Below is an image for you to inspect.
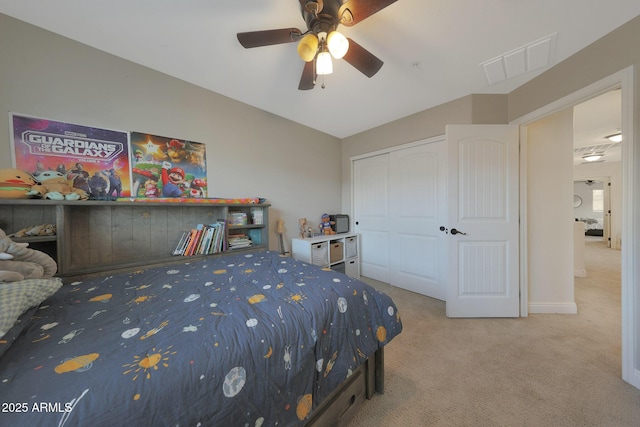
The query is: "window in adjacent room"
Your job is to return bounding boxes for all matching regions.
[592,189,604,212]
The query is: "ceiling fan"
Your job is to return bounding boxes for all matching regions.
[237,0,398,90]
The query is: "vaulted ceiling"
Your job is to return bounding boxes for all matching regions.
[1,1,638,142]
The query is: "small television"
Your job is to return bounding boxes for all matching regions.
[330,214,349,234]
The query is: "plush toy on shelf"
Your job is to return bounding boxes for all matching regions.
[0,168,38,199]
[0,228,57,282]
[27,170,88,200]
[319,213,336,235]
[9,224,57,238]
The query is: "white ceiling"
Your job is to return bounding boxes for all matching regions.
[573,89,621,165]
[1,0,638,140]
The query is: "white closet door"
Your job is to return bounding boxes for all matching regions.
[353,139,447,300]
[388,141,447,300]
[353,153,390,283]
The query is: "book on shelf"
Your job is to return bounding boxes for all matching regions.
[171,220,227,256]
[228,233,253,250]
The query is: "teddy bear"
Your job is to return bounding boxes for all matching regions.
[0,228,57,282]
[27,170,88,200]
[319,213,336,235]
[0,168,39,199]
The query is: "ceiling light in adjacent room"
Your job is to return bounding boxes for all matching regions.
[582,153,604,162]
[605,132,622,143]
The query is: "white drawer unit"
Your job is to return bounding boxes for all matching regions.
[292,233,360,279]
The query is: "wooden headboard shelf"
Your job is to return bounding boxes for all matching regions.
[0,199,270,276]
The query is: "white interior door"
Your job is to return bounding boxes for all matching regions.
[388,141,447,300]
[445,125,520,317]
[353,153,390,283]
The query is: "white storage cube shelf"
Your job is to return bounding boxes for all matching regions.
[291,233,360,279]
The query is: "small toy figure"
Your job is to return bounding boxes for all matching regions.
[299,218,308,238]
[319,214,336,235]
[144,179,160,198]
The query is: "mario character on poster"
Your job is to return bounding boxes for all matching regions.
[10,113,131,199]
[129,132,207,199]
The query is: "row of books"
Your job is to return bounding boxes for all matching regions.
[172,221,226,256]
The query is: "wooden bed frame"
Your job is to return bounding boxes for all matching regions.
[307,347,384,426]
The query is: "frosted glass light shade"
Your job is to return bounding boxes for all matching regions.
[316,51,333,75]
[327,31,349,59]
[297,34,319,62]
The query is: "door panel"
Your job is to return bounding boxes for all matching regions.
[389,142,446,299]
[353,153,390,283]
[446,125,519,317]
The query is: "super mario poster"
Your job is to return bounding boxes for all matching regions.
[129,132,207,198]
[10,113,131,199]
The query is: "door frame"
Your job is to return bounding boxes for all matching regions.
[512,66,638,388]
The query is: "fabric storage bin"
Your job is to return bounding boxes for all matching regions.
[311,242,329,265]
[345,236,357,258]
[345,258,360,279]
[330,241,343,263]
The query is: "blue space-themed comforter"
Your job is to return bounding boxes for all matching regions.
[0,251,402,426]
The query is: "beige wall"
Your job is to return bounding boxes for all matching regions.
[0,14,342,248]
[526,109,576,312]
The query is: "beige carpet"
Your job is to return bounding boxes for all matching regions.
[348,240,640,426]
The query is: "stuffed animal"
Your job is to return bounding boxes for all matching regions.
[319,213,336,235]
[0,228,57,282]
[27,170,88,200]
[0,168,39,199]
[9,223,57,238]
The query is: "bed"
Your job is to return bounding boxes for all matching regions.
[0,250,402,426]
[578,217,604,236]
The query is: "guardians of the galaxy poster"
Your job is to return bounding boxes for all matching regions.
[10,113,131,199]
[129,132,207,199]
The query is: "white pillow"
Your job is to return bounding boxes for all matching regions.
[0,278,62,337]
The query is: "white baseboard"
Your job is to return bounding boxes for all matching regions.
[528,302,578,314]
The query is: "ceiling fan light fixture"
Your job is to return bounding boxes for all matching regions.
[327,30,349,59]
[297,33,319,62]
[316,51,333,75]
[605,132,622,143]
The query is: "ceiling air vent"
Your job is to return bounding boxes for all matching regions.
[481,33,557,85]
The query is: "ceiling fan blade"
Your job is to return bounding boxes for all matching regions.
[237,28,303,48]
[298,61,316,90]
[343,38,383,77]
[339,0,398,27]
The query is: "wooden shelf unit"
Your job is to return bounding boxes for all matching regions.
[0,199,269,277]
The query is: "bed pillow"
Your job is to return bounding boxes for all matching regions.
[0,278,63,338]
